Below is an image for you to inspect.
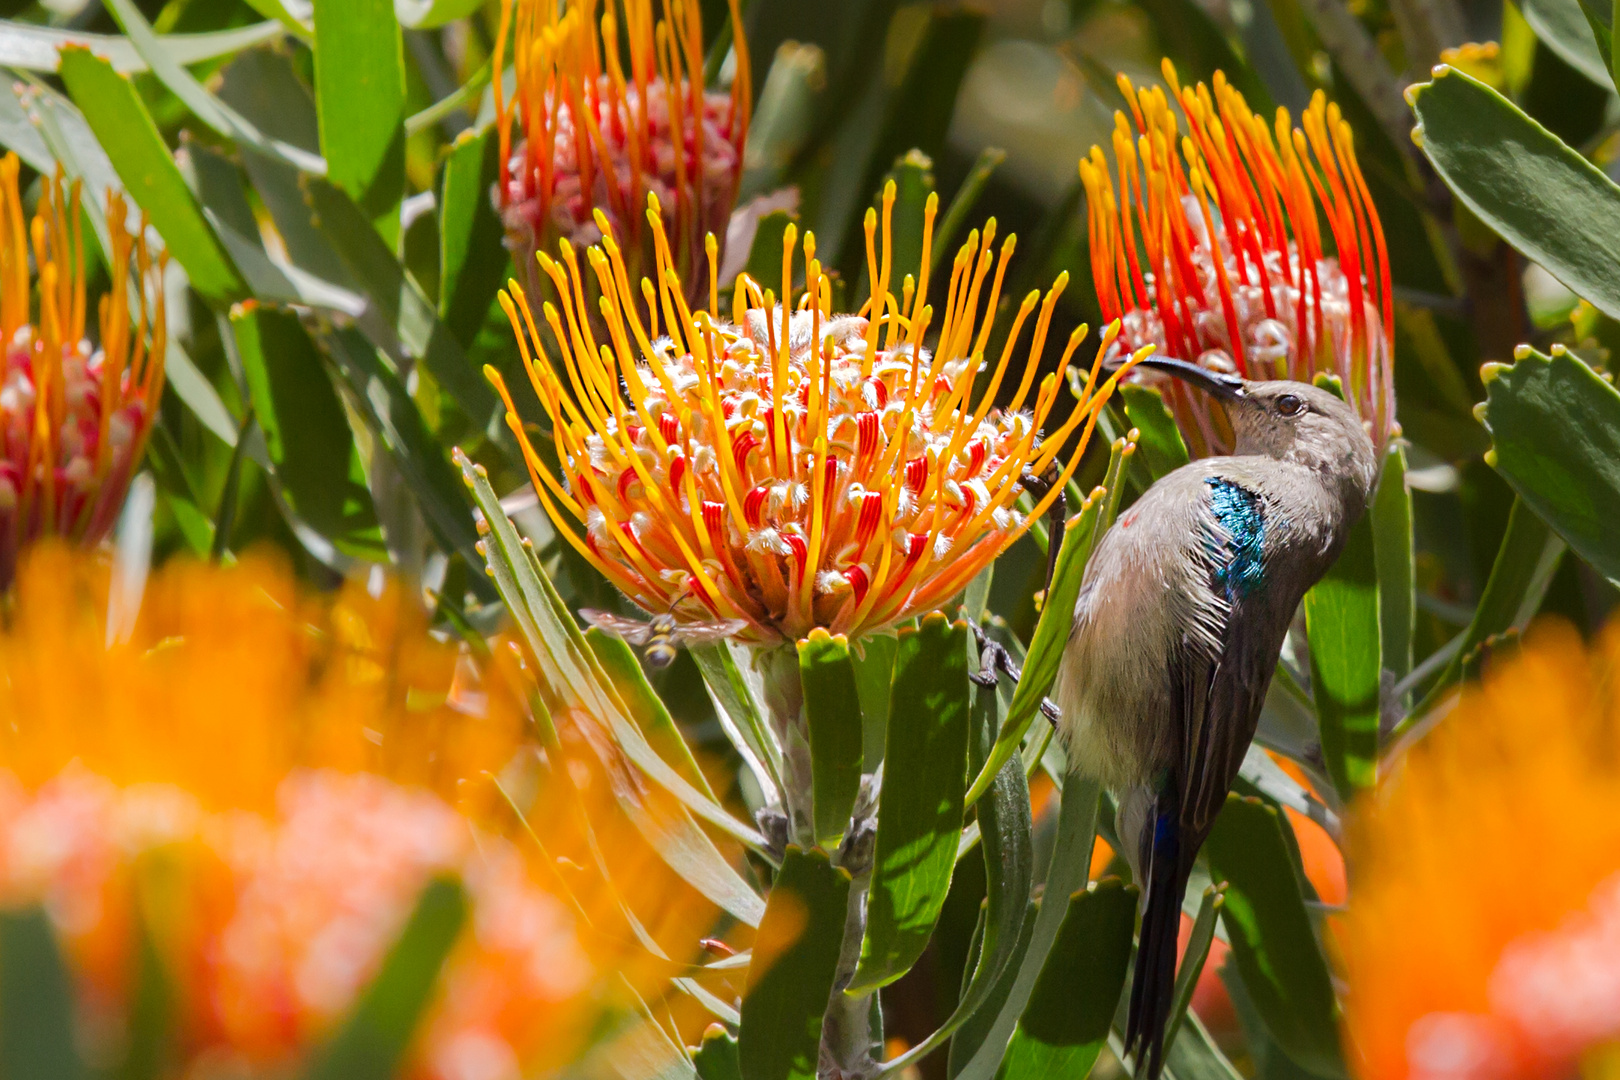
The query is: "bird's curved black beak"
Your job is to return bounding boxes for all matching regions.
[1115,356,1246,400]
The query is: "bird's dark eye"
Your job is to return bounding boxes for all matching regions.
[1275,394,1305,417]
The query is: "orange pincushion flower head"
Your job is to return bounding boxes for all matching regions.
[0,156,165,587]
[491,184,1146,645]
[1081,61,1394,458]
[493,0,750,305]
[1342,620,1620,1079]
[0,545,707,1078]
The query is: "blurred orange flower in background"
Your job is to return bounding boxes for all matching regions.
[1343,620,1620,1079]
[0,545,713,1079]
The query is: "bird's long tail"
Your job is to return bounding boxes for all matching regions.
[1124,792,1194,1080]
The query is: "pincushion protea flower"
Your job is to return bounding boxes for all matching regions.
[0,155,165,587]
[493,0,750,305]
[1081,62,1394,458]
[1342,620,1620,1079]
[490,186,1144,646]
[0,545,710,1079]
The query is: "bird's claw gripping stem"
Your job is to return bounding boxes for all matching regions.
[971,624,1061,726]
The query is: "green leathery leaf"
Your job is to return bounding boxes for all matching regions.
[1372,444,1415,688]
[736,209,798,291]
[1166,1011,1246,1080]
[0,19,283,74]
[587,626,720,803]
[57,47,246,305]
[302,876,466,1080]
[692,1024,742,1080]
[303,177,499,429]
[852,633,897,773]
[738,848,851,1080]
[1408,67,1620,324]
[1481,347,1619,581]
[849,613,972,993]
[1165,884,1224,1052]
[314,0,406,246]
[993,879,1136,1080]
[966,435,1134,807]
[210,409,257,562]
[1303,509,1381,800]
[438,128,509,348]
[1121,383,1190,482]
[232,304,386,560]
[950,766,1102,1080]
[799,629,865,846]
[881,150,934,294]
[691,641,786,798]
[1203,796,1342,1078]
[459,455,770,921]
[1408,495,1564,721]
[0,907,84,1080]
[1521,0,1611,85]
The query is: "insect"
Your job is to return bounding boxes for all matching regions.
[579,608,748,668]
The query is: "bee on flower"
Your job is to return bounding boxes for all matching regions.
[1080,62,1394,458]
[490,183,1147,648]
[493,0,751,307]
[0,155,165,588]
[1342,619,1620,1079]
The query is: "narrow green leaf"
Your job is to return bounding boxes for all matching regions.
[692,641,786,798]
[304,177,498,428]
[850,613,972,993]
[1203,796,1342,1077]
[58,46,246,305]
[303,876,466,1080]
[0,18,283,73]
[1408,66,1620,322]
[739,848,852,1080]
[1408,495,1564,720]
[950,767,1102,1080]
[882,150,934,292]
[1164,884,1224,1052]
[736,209,798,290]
[994,880,1136,1080]
[1137,0,1275,112]
[1372,445,1415,688]
[1303,512,1381,800]
[314,0,406,246]
[210,409,257,562]
[931,147,1005,274]
[1121,383,1191,483]
[799,629,865,847]
[233,304,386,560]
[1480,346,1618,581]
[966,436,1134,807]
[0,907,83,1080]
[438,129,508,348]
[1166,1011,1246,1080]
[396,0,485,28]
[101,0,324,174]
[587,627,721,802]
[459,454,771,922]
[852,633,897,773]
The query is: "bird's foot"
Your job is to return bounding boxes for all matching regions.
[1020,467,1068,597]
[970,625,1062,727]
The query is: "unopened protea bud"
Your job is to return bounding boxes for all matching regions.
[493,0,750,308]
[0,155,166,588]
[1081,61,1394,457]
[490,185,1144,646]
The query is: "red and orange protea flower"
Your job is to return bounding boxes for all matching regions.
[494,0,750,305]
[490,186,1142,645]
[0,546,709,1079]
[1081,63,1394,457]
[0,156,165,587]
[1342,620,1620,1079]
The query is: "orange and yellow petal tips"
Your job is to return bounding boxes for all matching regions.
[1082,61,1394,458]
[494,0,750,304]
[1342,621,1620,1079]
[0,155,165,588]
[0,545,707,1077]
[493,185,1147,645]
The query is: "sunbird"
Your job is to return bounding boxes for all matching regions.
[1055,358,1378,1077]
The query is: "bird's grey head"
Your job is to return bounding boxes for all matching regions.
[1132,358,1380,508]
